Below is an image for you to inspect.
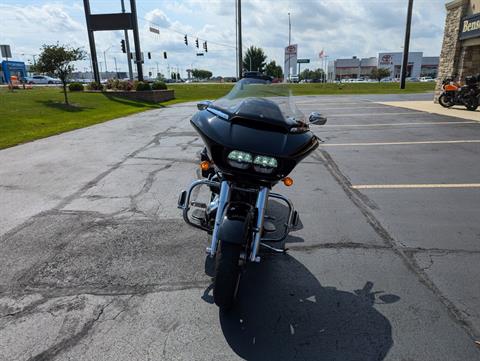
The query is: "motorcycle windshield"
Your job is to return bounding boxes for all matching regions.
[211,78,306,126]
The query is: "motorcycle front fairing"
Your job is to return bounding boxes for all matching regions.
[190,82,319,184]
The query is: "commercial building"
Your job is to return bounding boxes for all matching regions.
[331,56,377,80]
[330,53,439,81]
[436,0,480,99]
[377,52,439,78]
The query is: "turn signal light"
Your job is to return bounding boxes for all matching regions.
[200,161,211,171]
[283,177,294,187]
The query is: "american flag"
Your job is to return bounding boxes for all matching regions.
[319,49,325,58]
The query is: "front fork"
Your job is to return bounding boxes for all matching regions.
[206,181,269,262]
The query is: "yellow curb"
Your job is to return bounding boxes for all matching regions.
[376,101,480,122]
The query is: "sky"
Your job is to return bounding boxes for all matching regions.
[0,0,446,77]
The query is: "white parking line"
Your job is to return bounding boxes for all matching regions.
[320,140,480,147]
[324,121,477,127]
[352,183,480,189]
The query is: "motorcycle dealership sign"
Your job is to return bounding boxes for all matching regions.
[460,14,480,40]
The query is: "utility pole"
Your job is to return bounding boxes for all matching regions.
[114,57,118,78]
[121,0,134,80]
[287,12,291,81]
[236,0,242,79]
[400,0,413,89]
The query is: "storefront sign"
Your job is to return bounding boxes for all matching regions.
[460,14,480,40]
[380,54,393,65]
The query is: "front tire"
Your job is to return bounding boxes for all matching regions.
[438,93,454,108]
[213,241,242,310]
[464,96,478,111]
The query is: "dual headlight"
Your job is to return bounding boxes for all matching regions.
[227,150,278,174]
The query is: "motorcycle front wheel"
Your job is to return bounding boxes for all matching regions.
[438,93,454,108]
[464,96,478,111]
[213,241,242,310]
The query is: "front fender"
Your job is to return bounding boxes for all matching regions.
[217,202,253,245]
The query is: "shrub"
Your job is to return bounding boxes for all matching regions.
[135,81,151,91]
[106,78,120,90]
[68,82,84,91]
[117,80,134,91]
[151,81,167,90]
[87,82,104,91]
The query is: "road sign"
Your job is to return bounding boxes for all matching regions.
[297,59,310,64]
[1,45,12,58]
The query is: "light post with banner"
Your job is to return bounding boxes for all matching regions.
[284,44,297,82]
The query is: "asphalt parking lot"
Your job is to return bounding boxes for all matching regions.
[1,93,479,360]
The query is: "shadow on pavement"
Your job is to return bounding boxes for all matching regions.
[218,254,399,361]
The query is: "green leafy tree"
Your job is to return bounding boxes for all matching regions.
[299,68,325,81]
[34,44,86,105]
[243,46,267,73]
[192,69,213,80]
[265,60,283,79]
[370,68,391,82]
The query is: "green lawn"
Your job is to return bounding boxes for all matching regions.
[0,82,434,149]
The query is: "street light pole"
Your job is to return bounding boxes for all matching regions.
[287,12,291,81]
[236,0,242,79]
[400,0,414,89]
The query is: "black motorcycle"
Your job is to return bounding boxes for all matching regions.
[439,75,479,111]
[178,76,326,309]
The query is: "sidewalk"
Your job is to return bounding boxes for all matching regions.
[376,100,480,121]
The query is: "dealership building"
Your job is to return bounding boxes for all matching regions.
[435,0,480,99]
[329,53,439,80]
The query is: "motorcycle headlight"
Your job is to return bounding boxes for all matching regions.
[227,150,253,169]
[253,156,278,174]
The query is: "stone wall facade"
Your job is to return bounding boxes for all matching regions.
[435,0,468,101]
[435,0,480,101]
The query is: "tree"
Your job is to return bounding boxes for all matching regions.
[192,69,212,80]
[265,60,283,79]
[243,46,267,73]
[370,68,391,82]
[299,68,325,81]
[34,44,85,105]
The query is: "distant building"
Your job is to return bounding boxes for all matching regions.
[377,52,439,78]
[436,0,480,100]
[333,56,377,80]
[330,53,439,81]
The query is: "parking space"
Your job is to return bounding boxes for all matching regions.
[1,94,480,360]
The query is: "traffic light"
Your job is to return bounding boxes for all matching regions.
[184,35,188,46]
[163,51,167,59]
[121,40,126,53]
[203,41,208,52]
[195,38,199,48]
[148,52,151,59]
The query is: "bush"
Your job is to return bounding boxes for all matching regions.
[151,81,167,90]
[135,81,151,91]
[106,78,120,90]
[68,82,84,92]
[117,80,134,91]
[87,82,104,91]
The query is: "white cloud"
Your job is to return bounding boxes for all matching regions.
[1,0,445,77]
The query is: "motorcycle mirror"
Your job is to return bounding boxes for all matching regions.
[197,100,212,110]
[309,112,327,125]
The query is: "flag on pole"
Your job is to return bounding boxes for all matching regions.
[319,49,325,58]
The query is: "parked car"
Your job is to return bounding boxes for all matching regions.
[419,76,435,82]
[25,75,61,84]
[407,77,420,82]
